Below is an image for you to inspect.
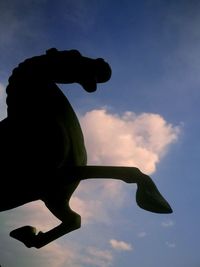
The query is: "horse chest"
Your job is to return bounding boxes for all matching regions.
[57,94,87,167]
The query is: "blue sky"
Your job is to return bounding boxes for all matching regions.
[0,0,200,266]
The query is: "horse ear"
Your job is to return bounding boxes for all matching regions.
[46,48,58,55]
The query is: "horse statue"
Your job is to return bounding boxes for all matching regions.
[0,48,172,248]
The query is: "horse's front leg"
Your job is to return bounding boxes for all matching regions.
[73,166,173,214]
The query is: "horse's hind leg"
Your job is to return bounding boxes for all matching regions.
[10,210,81,248]
[10,180,81,248]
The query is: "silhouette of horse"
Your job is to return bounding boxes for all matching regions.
[0,48,172,248]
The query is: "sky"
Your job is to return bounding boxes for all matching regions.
[0,0,200,266]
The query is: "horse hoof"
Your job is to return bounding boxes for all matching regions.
[10,225,37,248]
[136,184,173,214]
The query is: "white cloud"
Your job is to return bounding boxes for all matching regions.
[3,204,113,267]
[69,108,180,228]
[166,241,176,248]
[39,242,78,267]
[81,247,113,267]
[1,212,81,267]
[5,201,60,232]
[161,220,175,228]
[69,178,129,226]
[80,109,180,174]
[109,239,133,251]
[137,231,147,238]
[70,194,111,225]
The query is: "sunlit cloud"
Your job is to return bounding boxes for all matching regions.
[69,178,129,226]
[109,239,133,251]
[39,242,78,267]
[70,195,112,225]
[81,247,113,267]
[5,201,60,233]
[161,220,175,228]
[80,108,180,174]
[137,231,147,238]
[165,241,176,248]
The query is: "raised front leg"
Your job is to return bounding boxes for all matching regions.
[73,166,173,214]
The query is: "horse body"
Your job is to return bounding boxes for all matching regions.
[1,49,172,248]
